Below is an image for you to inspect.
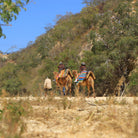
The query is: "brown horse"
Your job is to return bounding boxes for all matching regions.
[72,70,96,98]
[53,69,73,96]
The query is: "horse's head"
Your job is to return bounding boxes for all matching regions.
[53,71,58,79]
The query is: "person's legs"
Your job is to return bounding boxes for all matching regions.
[63,87,66,95]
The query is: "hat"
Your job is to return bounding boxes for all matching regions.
[59,61,63,65]
[81,62,86,66]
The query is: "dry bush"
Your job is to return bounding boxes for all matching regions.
[94,97,128,105]
[1,89,9,97]
[0,100,31,138]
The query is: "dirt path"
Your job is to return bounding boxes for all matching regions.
[0,96,138,138]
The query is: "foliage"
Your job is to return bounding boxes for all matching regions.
[0,100,31,137]
[127,66,138,96]
[0,63,22,95]
[0,0,29,38]
[81,4,99,29]
[0,0,137,96]
[3,78,22,95]
[39,58,56,79]
[82,0,138,95]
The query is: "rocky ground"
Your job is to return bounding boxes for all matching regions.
[0,96,138,138]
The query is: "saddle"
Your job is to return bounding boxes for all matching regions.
[58,69,73,79]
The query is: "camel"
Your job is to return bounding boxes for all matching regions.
[72,70,96,98]
[53,69,73,96]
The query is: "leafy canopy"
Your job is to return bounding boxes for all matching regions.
[0,0,29,38]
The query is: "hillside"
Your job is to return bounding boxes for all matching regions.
[0,0,137,96]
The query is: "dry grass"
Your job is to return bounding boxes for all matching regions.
[0,99,31,138]
[0,96,138,138]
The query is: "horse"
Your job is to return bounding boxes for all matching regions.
[53,69,73,96]
[72,70,96,98]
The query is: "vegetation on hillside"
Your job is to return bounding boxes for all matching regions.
[0,0,137,96]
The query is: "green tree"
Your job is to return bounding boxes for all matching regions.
[3,78,22,95]
[0,63,22,95]
[0,0,29,38]
[83,0,137,95]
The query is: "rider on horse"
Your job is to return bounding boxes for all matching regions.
[57,61,66,94]
[75,62,87,83]
[58,61,65,73]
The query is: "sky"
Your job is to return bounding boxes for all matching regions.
[0,0,85,53]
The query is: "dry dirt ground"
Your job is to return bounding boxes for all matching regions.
[0,96,138,138]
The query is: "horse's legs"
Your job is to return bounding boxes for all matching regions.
[92,80,96,98]
[87,85,91,98]
[64,82,69,96]
[82,86,85,96]
[65,85,70,96]
[75,84,79,96]
[60,87,64,96]
[68,84,72,96]
[63,86,66,95]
